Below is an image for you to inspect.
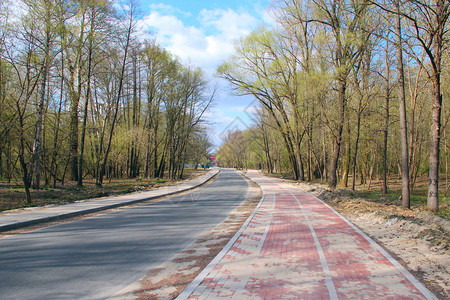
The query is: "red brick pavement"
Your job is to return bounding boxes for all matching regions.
[178,170,436,300]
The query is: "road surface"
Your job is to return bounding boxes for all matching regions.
[0,169,249,300]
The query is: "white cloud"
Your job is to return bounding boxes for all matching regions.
[141,4,265,76]
[199,8,258,39]
[141,3,269,148]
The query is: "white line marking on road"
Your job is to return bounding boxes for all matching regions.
[289,188,339,300]
[256,192,275,253]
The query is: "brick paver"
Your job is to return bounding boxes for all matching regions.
[180,170,435,300]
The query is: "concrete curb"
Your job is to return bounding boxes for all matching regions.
[0,169,220,232]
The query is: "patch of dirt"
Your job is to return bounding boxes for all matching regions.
[294,181,450,300]
[111,176,262,300]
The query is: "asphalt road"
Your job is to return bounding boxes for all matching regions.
[0,169,249,300]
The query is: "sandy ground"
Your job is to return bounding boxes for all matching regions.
[293,181,449,300]
[111,178,262,300]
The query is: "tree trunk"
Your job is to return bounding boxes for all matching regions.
[31,59,48,189]
[18,111,32,204]
[382,41,390,195]
[395,0,410,208]
[427,1,445,212]
[445,126,448,196]
[97,11,133,186]
[341,119,351,187]
[31,26,51,190]
[427,75,442,211]
[322,124,328,181]
[77,87,89,186]
[351,110,362,191]
[329,80,346,188]
[68,66,80,182]
[78,13,95,187]
[306,135,311,181]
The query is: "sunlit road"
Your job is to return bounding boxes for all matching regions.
[0,169,249,300]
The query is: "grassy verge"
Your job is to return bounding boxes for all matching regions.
[0,169,208,212]
[350,188,449,219]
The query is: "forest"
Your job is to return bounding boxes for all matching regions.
[1,0,449,213]
[216,0,449,212]
[0,0,214,205]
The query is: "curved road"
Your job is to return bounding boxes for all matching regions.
[0,169,249,300]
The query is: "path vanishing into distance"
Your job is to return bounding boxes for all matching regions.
[177,170,436,300]
[0,169,248,300]
[0,168,437,299]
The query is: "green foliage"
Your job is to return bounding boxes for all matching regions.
[0,0,214,205]
[218,0,449,211]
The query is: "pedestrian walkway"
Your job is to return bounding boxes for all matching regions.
[178,170,436,300]
[0,169,219,232]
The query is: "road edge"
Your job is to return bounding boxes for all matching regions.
[0,169,220,233]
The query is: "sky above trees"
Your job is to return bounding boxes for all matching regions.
[139,0,272,147]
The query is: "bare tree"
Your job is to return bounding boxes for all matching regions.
[373,0,450,211]
[394,0,411,208]
[2,9,44,203]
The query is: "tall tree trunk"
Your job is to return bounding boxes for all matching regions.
[342,118,351,187]
[31,59,48,189]
[78,12,95,187]
[68,68,80,182]
[382,41,390,195]
[351,111,362,191]
[153,122,159,177]
[427,1,445,212]
[31,23,51,190]
[445,125,448,196]
[395,0,410,208]
[427,72,442,211]
[77,70,91,186]
[18,108,32,204]
[97,10,133,186]
[329,79,346,188]
[322,121,328,181]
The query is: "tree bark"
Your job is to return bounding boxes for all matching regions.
[68,68,80,182]
[394,0,410,208]
[427,0,445,212]
[351,109,362,191]
[382,41,390,195]
[427,73,442,211]
[31,56,48,189]
[78,9,95,187]
[341,119,351,187]
[31,14,51,190]
[329,79,346,188]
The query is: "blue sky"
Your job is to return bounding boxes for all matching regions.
[139,0,273,149]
